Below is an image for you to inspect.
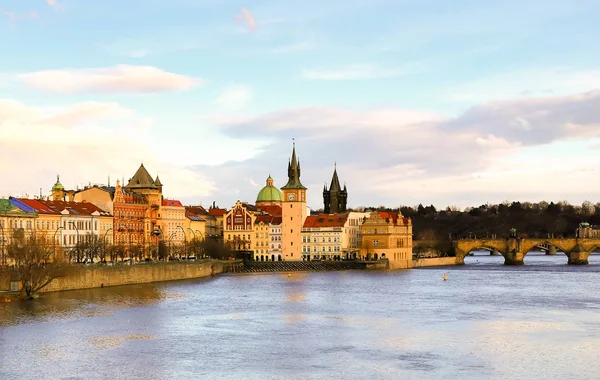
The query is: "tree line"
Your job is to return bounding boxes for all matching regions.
[347,200,600,240]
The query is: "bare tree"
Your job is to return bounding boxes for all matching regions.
[2,233,71,298]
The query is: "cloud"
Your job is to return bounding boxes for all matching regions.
[302,63,410,81]
[46,0,57,6]
[193,89,600,209]
[214,85,253,111]
[234,7,257,31]
[19,65,200,94]
[0,8,38,21]
[0,99,214,201]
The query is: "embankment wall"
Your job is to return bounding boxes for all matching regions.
[42,260,225,293]
[412,257,457,268]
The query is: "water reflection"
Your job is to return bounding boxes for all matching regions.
[1,259,600,379]
[0,283,164,327]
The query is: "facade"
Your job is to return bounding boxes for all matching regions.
[208,202,227,237]
[269,216,282,258]
[256,175,282,207]
[113,179,147,248]
[281,143,308,261]
[51,176,75,202]
[360,211,413,269]
[19,198,63,247]
[302,213,348,261]
[224,201,255,255]
[254,215,274,260]
[161,199,186,246]
[345,212,370,259]
[323,164,348,214]
[184,207,207,241]
[578,223,600,238]
[73,185,114,213]
[0,198,38,248]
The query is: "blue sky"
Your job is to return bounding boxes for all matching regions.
[2,0,600,210]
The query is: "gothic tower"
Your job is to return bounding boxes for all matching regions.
[281,141,307,261]
[323,163,347,213]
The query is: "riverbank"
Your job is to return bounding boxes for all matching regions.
[1,257,458,299]
[40,259,227,293]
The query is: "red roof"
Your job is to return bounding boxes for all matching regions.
[25,199,112,216]
[271,216,282,225]
[303,213,349,228]
[185,206,209,215]
[257,205,282,217]
[18,198,60,215]
[377,212,409,225]
[162,199,183,207]
[254,215,273,224]
[209,208,227,217]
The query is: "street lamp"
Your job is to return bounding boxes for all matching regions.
[0,221,5,266]
[168,232,176,259]
[68,221,79,263]
[176,225,186,258]
[53,226,64,262]
[102,227,113,262]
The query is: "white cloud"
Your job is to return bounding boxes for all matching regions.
[46,0,56,7]
[302,63,409,80]
[194,89,600,209]
[0,99,214,200]
[445,68,600,103]
[214,85,253,110]
[19,65,200,94]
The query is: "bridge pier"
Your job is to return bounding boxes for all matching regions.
[502,250,525,265]
[546,245,557,255]
[566,249,590,265]
[491,249,499,256]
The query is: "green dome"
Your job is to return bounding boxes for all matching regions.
[52,175,64,191]
[256,176,282,203]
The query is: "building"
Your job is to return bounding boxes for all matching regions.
[223,201,256,258]
[0,198,38,256]
[256,175,282,207]
[113,179,147,248]
[19,198,63,249]
[208,202,227,237]
[269,216,282,258]
[51,176,75,202]
[184,206,207,241]
[73,184,114,213]
[323,164,347,214]
[578,222,600,238]
[300,211,369,261]
[360,211,413,269]
[281,142,308,261]
[302,213,348,261]
[254,215,274,260]
[161,198,186,247]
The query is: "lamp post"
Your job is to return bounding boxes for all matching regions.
[168,232,176,259]
[176,225,186,259]
[68,221,79,263]
[102,227,113,262]
[53,226,64,262]
[0,221,5,267]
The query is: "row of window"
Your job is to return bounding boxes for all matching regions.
[302,236,341,243]
[302,246,341,252]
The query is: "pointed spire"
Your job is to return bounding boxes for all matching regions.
[330,163,341,192]
[281,140,306,190]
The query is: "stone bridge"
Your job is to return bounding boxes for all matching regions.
[452,238,600,265]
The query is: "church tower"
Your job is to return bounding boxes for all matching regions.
[51,175,66,201]
[323,163,347,213]
[281,142,307,261]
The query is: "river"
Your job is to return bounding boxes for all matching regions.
[1,251,600,379]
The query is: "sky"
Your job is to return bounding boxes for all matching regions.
[2,0,600,211]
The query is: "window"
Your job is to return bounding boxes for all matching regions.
[373,240,379,246]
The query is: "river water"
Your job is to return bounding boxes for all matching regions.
[1,252,600,379]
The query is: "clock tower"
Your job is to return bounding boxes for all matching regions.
[281,141,307,261]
